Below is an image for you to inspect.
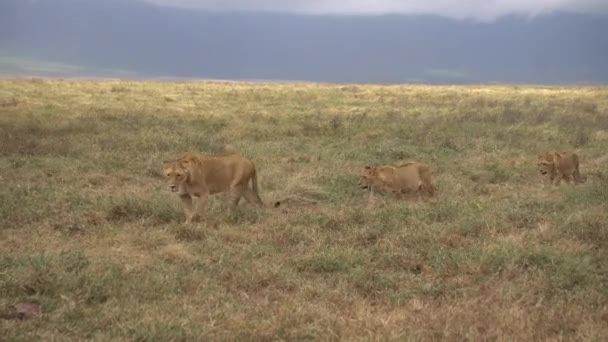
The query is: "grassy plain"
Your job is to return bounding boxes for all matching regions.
[1,78,607,340]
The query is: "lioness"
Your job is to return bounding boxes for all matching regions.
[163,151,264,223]
[359,162,436,204]
[537,151,585,185]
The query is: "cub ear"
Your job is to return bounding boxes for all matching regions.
[364,165,372,170]
[162,160,173,166]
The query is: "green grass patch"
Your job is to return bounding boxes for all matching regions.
[1,79,607,340]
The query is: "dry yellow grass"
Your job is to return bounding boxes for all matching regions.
[1,78,607,340]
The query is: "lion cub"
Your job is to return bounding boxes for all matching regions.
[359,162,436,205]
[163,151,264,223]
[537,151,585,185]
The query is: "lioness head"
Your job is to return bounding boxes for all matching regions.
[163,159,190,193]
[359,165,383,190]
[537,153,555,176]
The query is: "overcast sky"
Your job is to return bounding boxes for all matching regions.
[145,0,608,20]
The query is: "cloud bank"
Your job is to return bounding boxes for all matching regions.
[145,0,608,20]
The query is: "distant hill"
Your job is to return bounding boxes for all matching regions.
[1,0,607,84]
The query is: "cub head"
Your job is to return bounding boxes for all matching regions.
[162,159,190,193]
[537,153,555,176]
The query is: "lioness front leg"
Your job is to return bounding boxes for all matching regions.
[193,192,209,221]
[366,188,376,208]
[180,194,195,223]
[548,173,559,186]
[553,176,562,186]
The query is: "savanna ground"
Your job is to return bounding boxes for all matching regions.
[1,78,607,341]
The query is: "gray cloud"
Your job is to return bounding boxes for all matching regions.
[145,0,608,20]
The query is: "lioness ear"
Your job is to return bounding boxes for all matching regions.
[364,165,372,170]
[178,159,191,168]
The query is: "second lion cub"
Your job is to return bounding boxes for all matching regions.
[537,151,585,185]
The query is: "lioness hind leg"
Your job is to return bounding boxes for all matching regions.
[228,186,245,210]
[574,165,584,184]
[422,183,435,196]
[243,188,264,207]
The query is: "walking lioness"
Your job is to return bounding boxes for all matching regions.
[163,151,264,223]
[537,151,585,185]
